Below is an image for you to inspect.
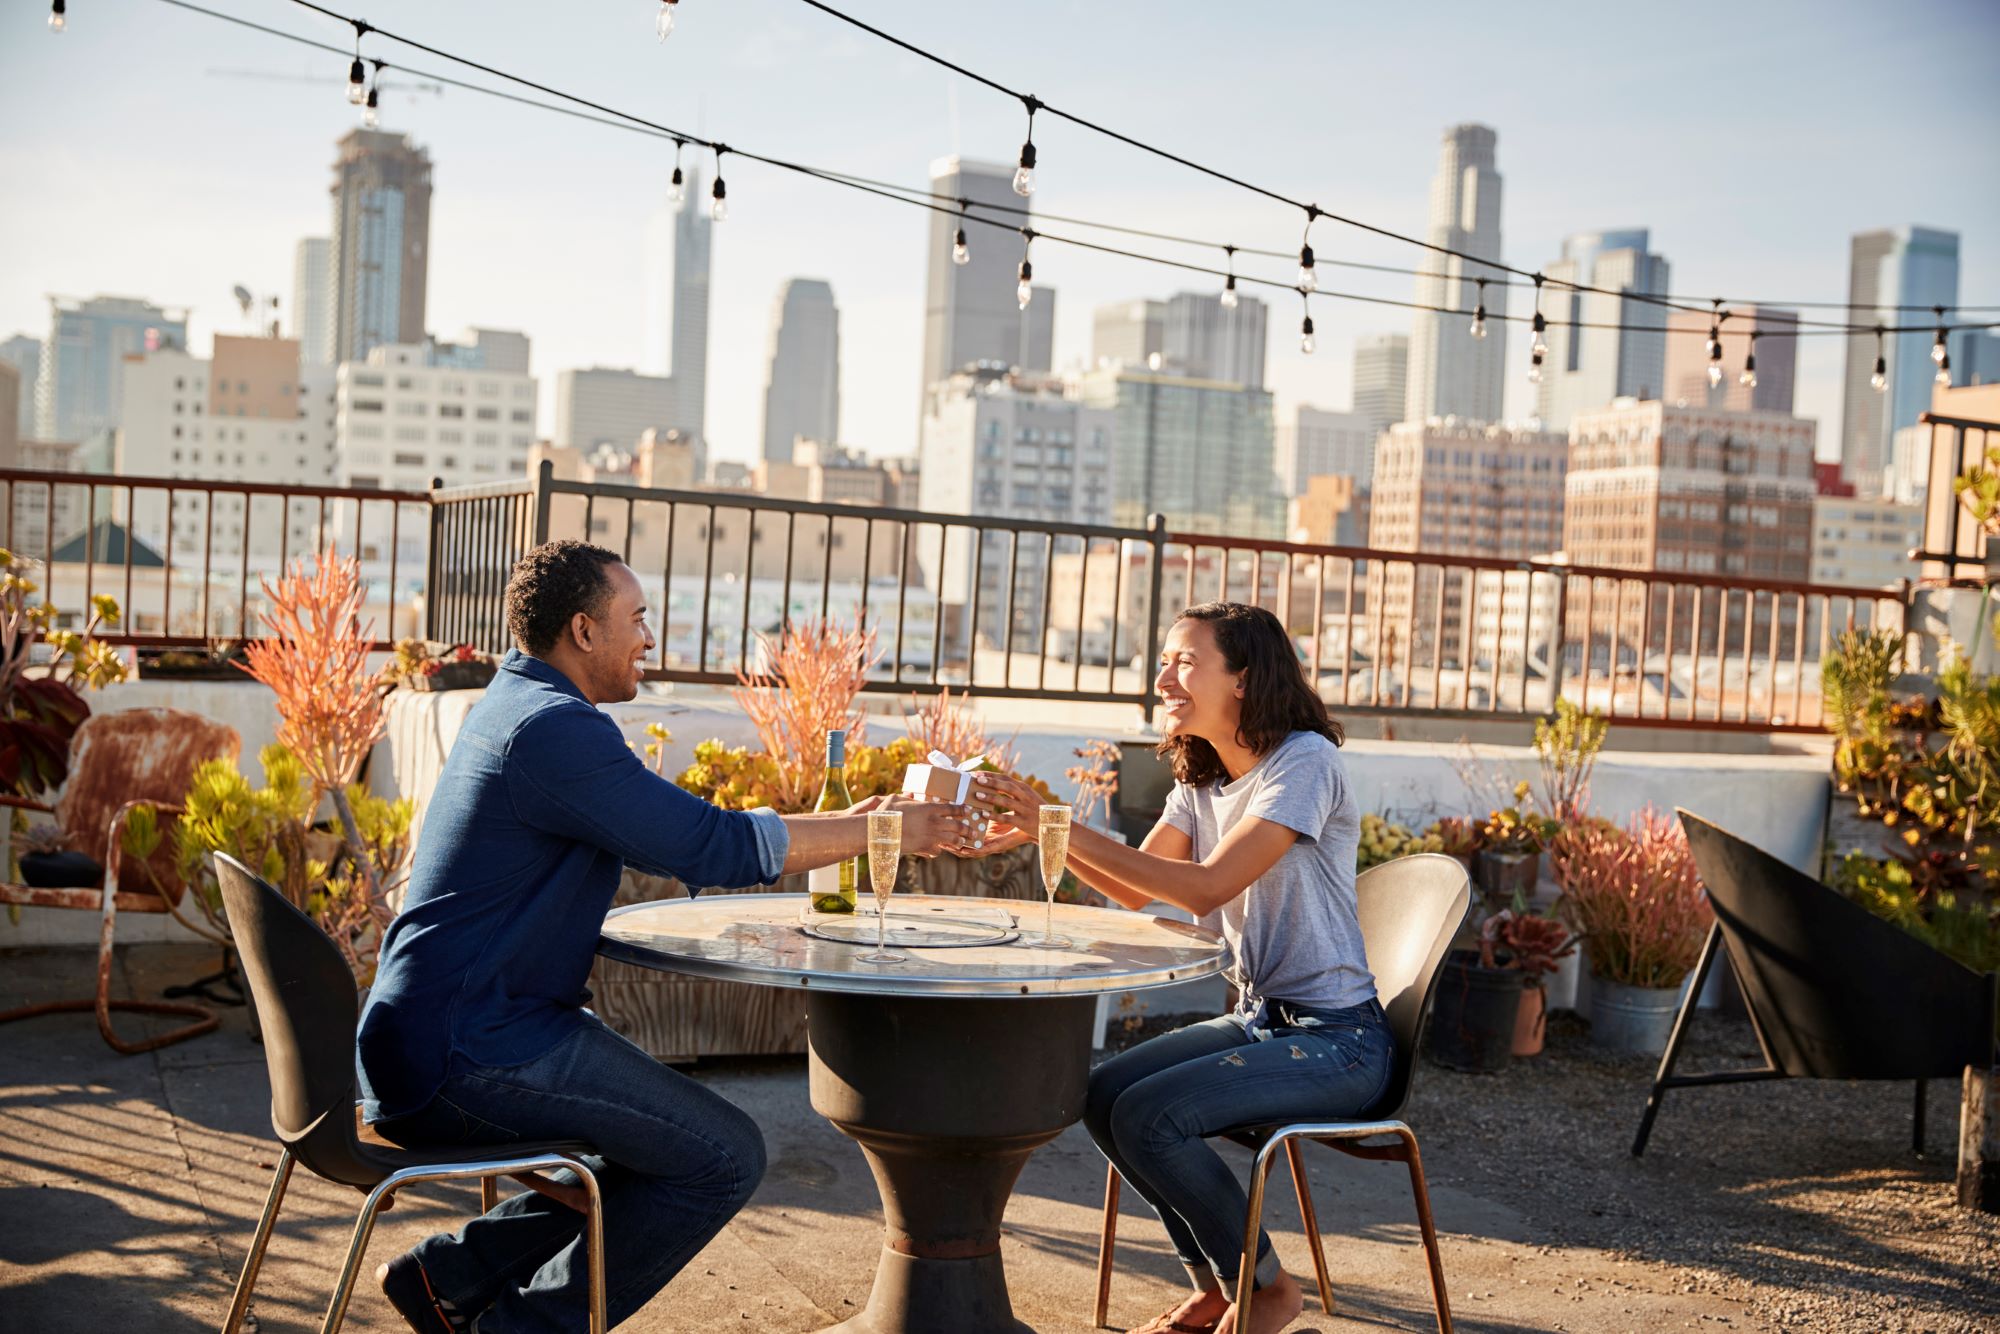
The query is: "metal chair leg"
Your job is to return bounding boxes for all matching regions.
[220,1150,294,1334]
[1284,1138,1333,1314]
[1093,1161,1120,1328]
[1398,1130,1454,1334]
[572,1159,607,1334]
[481,1177,500,1212]
[320,1173,404,1334]
[1232,1140,1283,1329]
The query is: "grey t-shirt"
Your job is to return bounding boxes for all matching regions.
[1161,729,1374,1016]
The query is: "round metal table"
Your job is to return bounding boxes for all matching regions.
[599,893,1227,1334]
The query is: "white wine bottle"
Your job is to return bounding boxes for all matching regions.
[808,729,859,913]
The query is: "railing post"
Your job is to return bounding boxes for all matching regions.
[532,457,555,545]
[1141,513,1168,725]
[423,476,444,642]
[1548,564,1571,714]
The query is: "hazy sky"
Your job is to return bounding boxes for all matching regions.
[4,0,1997,470]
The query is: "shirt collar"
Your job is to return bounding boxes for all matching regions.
[501,648,589,703]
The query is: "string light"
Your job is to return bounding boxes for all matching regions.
[656,0,677,42]
[362,61,381,128]
[952,199,970,266]
[1936,347,1952,388]
[1298,206,1319,293]
[709,145,727,221]
[345,20,369,105]
[1705,300,1726,388]
[48,0,64,33]
[1299,292,1315,355]
[1220,244,1240,310]
[1739,332,1758,389]
[1017,229,1036,310]
[1469,277,1488,339]
[669,139,685,205]
[1012,95,1039,197]
[1527,274,1546,383]
[1870,327,1888,393]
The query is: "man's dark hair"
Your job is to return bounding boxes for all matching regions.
[504,540,623,656]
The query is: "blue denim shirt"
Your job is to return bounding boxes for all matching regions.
[357,650,788,1121]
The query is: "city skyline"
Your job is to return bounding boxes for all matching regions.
[2,1,1995,474]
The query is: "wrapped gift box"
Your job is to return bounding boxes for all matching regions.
[901,750,987,804]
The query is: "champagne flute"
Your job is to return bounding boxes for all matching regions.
[856,810,907,964]
[1033,804,1073,949]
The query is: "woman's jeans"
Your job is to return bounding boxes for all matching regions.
[373,1014,766,1334]
[1084,999,1394,1290]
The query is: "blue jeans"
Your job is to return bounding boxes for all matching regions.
[374,1014,766,1334]
[1084,999,1394,1290]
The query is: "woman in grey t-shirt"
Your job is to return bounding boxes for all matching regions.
[974,602,1391,1334]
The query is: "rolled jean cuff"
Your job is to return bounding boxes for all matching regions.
[1182,1260,1217,1292]
[1210,1239,1280,1290]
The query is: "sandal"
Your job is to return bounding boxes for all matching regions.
[1129,1305,1223,1334]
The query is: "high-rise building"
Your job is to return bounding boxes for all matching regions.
[1950,329,2000,388]
[1404,125,1507,425]
[1093,300,1163,370]
[554,368,677,455]
[1162,291,1267,387]
[427,328,532,375]
[2,336,44,439]
[339,343,536,492]
[292,237,332,366]
[761,279,841,464]
[1663,305,1799,414]
[921,158,1050,405]
[1839,227,1960,485]
[1352,333,1409,440]
[34,295,188,444]
[327,130,433,366]
[671,164,712,458]
[1078,368,1281,538]
[1810,467,1921,589]
[1534,229,1672,429]
[1289,474,1371,547]
[919,365,1116,655]
[1278,406,1376,497]
[0,360,17,470]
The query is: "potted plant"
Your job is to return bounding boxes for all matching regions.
[1424,816,1482,882]
[1479,904,1579,1056]
[379,638,498,693]
[1426,942,1527,1073]
[1549,809,1711,1056]
[1477,781,1557,910]
[1358,812,1444,872]
[136,639,249,681]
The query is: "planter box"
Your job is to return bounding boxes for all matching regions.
[588,841,1046,1061]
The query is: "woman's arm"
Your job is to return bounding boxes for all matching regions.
[1065,821,1192,910]
[973,773,1298,917]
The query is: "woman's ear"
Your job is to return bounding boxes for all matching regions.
[1234,672,1246,699]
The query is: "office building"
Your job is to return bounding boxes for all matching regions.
[1663,305,1800,414]
[1404,125,1507,424]
[2,336,43,439]
[1839,227,1959,485]
[1812,468,1921,589]
[327,130,433,365]
[1093,300,1163,370]
[1279,405,1375,497]
[427,328,532,375]
[920,158,1051,405]
[34,296,188,444]
[554,368,677,455]
[292,237,332,365]
[1078,367,1281,538]
[339,342,536,492]
[761,279,840,464]
[1352,333,1409,440]
[1535,229,1672,430]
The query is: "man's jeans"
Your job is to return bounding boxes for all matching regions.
[1083,999,1394,1290]
[375,1014,766,1334]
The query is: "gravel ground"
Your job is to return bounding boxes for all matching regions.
[1104,1009,1999,1333]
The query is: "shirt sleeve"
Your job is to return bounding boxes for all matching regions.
[1242,736,1341,844]
[1160,781,1197,837]
[505,704,781,889]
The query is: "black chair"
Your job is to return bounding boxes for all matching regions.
[211,852,609,1334]
[1091,853,1471,1334]
[1634,812,2000,1159]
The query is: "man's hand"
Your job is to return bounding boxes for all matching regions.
[875,793,981,858]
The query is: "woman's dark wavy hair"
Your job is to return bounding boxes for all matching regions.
[1159,601,1342,787]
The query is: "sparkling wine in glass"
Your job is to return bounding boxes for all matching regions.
[1034,804,1073,948]
[857,810,907,963]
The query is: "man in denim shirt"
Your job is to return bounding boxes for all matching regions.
[359,541,971,1333]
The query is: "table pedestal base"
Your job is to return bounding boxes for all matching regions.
[808,991,1097,1334]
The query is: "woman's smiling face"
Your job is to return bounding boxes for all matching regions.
[1155,616,1243,742]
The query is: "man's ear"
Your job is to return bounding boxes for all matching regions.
[569,610,595,653]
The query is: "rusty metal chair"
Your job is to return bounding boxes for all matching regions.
[0,706,240,1054]
[1091,853,1470,1334]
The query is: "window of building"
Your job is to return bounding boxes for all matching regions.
[475,406,499,421]
[393,452,425,468]
[439,404,464,419]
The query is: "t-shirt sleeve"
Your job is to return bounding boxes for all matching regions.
[1159,781,1197,838]
[1243,736,1341,843]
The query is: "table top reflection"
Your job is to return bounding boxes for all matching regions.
[598,893,1228,999]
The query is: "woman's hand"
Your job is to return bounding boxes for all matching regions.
[965,771,1053,830]
[954,825,1034,858]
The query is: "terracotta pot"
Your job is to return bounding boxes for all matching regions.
[1511,982,1547,1056]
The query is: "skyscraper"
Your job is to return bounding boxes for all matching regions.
[1078,367,1281,538]
[1534,229,1672,429]
[1352,333,1409,439]
[292,237,331,366]
[1404,124,1507,425]
[554,368,678,455]
[671,163,712,459]
[1840,227,1960,485]
[327,130,433,366]
[921,157,1048,404]
[761,279,841,464]
[1662,305,1799,414]
[1162,291,1268,387]
[1092,300,1164,369]
[34,295,188,443]
[0,336,39,440]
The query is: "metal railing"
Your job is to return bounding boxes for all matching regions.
[3,464,1908,733]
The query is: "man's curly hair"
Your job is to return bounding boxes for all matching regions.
[505,540,623,656]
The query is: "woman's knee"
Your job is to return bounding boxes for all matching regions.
[711,1098,767,1205]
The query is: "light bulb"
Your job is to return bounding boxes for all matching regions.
[1531,311,1548,359]
[953,227,969,266]
[1932,329,1948,365]
[1707,363,1724,388]
[1532,334,1549,358]
[347,59,367,106]
[1221,276,1239,310]
[1705,326,1721,360]
[670,168,685,205]
[1870,359,1888,393]
[1013,141,1037,197]
[1739,359,1757,389]
[363,87,380,129]
[1528,352,1544,385]
[710,176,726,221]
[48,1,64,32]
[656,0,677,42]
[1018,281,1033,310]
[1469,305,1487,339]
[1936,355,1952,388]
[1298,245,1317,293]
[1300,315,1315,355]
